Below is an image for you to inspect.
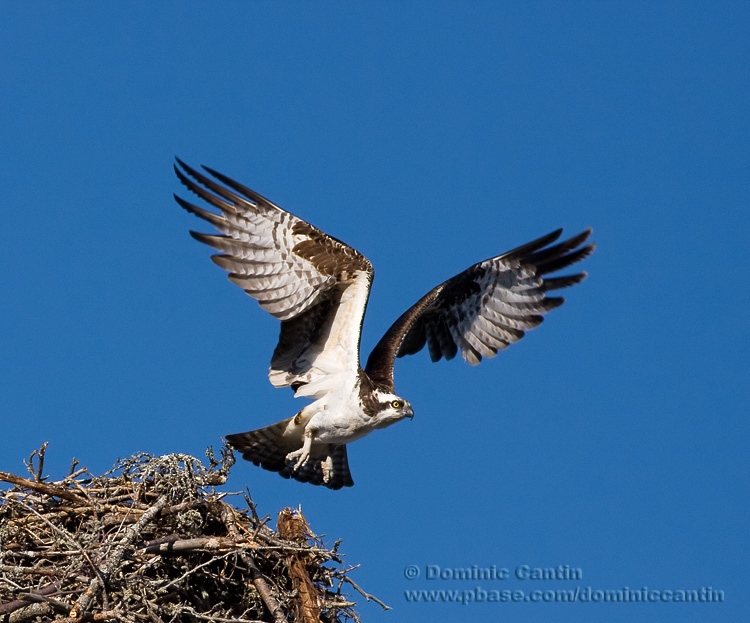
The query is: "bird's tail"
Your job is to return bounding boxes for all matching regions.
[226,417,298,474]
[225,416,354,490]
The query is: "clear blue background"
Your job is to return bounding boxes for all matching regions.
[1,2,748,622]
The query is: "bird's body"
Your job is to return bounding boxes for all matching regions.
[174,159,595,489]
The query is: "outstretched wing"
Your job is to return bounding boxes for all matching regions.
[365,228,594,390]
[174,159,373,396]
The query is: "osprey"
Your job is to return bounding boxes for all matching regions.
[174,159,595,489]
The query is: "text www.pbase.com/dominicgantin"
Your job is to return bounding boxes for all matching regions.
[404,586,724,606]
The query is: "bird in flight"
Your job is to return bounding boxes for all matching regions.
[174,159,595,489]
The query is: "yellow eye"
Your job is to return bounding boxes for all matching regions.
[391,400,403,409]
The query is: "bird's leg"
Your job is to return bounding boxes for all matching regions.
[320,454,334,484]
[286,427,314,471]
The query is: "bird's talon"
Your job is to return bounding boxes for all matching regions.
[286,448,310,471]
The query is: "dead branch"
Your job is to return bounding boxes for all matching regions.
[0,471,87,503]
[0,582,61,616]
[339,576,392,611]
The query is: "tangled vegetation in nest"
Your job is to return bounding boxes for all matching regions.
[0,444,387,622]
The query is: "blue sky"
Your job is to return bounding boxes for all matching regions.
[1,2,748,621]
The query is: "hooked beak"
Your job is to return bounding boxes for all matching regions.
[405,407,414,419]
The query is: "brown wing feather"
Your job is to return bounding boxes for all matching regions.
[365,228,595,390]
[174,159,373,390]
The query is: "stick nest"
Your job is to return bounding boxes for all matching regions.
[0,444,379,622]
